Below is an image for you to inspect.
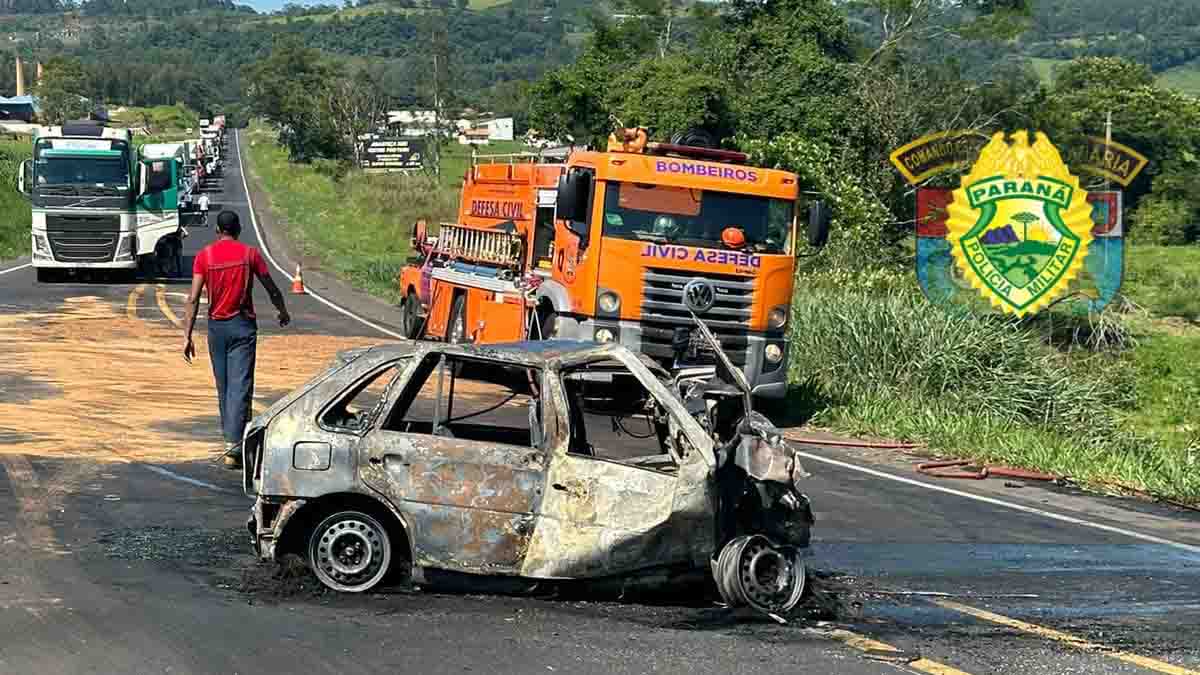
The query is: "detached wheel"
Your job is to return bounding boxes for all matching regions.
[308,510,393,593]
[448,294,467,344]
[400,289,423,340]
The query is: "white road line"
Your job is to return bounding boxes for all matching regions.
[141,464,233,494]
[793,450,1200,556]
[0,263,31,276]
[232,130,405,340]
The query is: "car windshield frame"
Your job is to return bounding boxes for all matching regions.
[601,181,795,255]
[33,139,132,192]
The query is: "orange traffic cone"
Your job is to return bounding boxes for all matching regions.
[290,264,307,295]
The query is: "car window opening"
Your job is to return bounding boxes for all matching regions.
[385,355,542,449]
[561,364,680,475]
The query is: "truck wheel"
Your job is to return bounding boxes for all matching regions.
[400,289,422,340]
[307,510,393,593]
[448,294,468,344]
[35,268,60,284]
[537,306,559,340]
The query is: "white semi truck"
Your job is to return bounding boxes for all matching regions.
[20,119,188,281]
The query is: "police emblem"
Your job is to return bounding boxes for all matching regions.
[944,131,1094,318]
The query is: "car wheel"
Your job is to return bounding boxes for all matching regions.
[307,510,393,593]
[448,294,467,344]
[401,289,422,340]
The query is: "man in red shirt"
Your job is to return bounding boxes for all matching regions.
[183,210,291,469]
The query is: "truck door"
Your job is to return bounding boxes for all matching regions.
[360,353,548,575]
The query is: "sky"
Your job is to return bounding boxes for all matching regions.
[241,0,333,13]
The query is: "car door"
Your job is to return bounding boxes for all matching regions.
[523,362,717,579]
[358,352,548,576]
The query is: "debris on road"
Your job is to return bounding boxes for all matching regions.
[916,460,1062,482]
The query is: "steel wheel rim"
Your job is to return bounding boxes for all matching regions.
[310,512,391,593]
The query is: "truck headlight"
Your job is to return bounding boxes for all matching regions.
[595,328,616,343]
[32,234,50,255]
[597,291,620,314]
[115,235,135,261]
[765,343,783,364]
[768,305,788,329]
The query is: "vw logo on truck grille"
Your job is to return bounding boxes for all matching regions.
[683,279,716,313]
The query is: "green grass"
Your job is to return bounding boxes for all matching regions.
[1123,243,1200,320]
[109,104,200,132]
[0,138,31,261]
[242,125,459,302]
[437,139,532,189]
[783,285,1200,505]
[1029,57,1069,86]
[1157,60,1200,96]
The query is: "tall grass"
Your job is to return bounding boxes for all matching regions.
[0,138,32,261]
[243,127,459,303]
[786,288,1200,504]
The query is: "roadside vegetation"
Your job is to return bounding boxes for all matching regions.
[243,125,458,303]
[0,138,32,261]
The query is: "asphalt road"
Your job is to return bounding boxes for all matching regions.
[1,131,1199,675]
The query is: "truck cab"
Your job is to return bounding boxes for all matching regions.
[21,119,180,281]
[543,131,828,399]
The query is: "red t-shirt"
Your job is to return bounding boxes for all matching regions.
[193,239,269,320]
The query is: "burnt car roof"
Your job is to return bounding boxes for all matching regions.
[346,340,670,374]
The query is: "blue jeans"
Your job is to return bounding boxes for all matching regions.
[207,314,258,448]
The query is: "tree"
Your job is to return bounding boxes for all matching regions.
[243,37,341,161]
[327,68,390,167]
[35,56,92,125]
[1012,211,1039,241]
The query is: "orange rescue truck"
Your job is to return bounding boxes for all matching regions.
[397,130,830,398]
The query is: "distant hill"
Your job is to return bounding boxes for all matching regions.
[0,0,62,13]
[77,0,255,15]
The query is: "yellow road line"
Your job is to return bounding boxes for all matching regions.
[934,600,1200,675]
[825,628,974,675]
[126,284,146,320]
[155,284,182,328]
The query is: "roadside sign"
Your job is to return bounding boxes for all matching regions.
[359,137,426,172]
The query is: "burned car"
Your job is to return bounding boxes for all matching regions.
[243,335,815,616]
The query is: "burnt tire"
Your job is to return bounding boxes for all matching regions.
[307,510,393,593]
[400,289,422,340]
[448,293,467,344]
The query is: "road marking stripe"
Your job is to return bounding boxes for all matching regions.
[233,130,405,341]
[825,628,974,675]
[0,263,31,276]
[126,284,147,320]
[792,450,1200,555]
[141,464,234,494]
[934,600,1200,675]
[155,284,182,327]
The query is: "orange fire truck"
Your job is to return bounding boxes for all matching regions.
[397,129,829,398]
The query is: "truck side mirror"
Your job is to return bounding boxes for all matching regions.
[145,160,172,193]
[18,159,31,197]
[556,170,591,230]
[807,200,831,248]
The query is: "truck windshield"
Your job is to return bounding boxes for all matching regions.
[602,182,793,254]
[33,141,131,193]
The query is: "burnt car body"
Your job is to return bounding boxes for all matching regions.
[243,339,814,614]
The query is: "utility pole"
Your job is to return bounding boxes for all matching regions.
[1103,110,1112,193]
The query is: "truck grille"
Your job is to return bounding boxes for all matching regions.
[46,214,121,263]
[639,267,755,366]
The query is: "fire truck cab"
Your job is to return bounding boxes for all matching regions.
[397,131,829,398]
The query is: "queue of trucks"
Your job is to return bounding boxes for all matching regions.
[19,114,226,281]
[398,127,829,398]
